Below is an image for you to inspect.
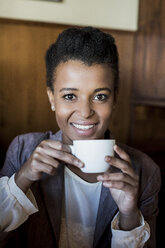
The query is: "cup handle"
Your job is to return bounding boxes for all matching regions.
[69,145,75,155]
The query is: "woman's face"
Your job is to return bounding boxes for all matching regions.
[47,60,116,144]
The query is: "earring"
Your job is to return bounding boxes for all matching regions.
[51,105,55,111]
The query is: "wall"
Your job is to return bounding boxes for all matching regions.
[0,0,139,31]
[129,0,165,154]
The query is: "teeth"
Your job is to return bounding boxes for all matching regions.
[72,123,95,130]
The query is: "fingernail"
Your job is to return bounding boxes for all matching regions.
[76,161,84,168]
[114,145,118,150]
[105,156,111,162]
[97,175,103,180]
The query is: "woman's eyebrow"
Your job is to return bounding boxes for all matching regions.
[94,88,111,93]
[59,88,78,92]
[59,87,111,93]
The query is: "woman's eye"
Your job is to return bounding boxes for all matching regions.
[94,94,108,101]
[63,94,76,101]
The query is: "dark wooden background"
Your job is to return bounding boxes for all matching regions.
[0,0,164,246]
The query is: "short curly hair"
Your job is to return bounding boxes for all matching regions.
[45,26,119,92]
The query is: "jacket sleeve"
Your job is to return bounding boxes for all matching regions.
[0,132,47,178]
[121,144,161,248]
[139,157,161,248]
[0,135,39,232]
[0,136,20,178]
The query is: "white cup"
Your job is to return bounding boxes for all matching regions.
[70,139,115,173]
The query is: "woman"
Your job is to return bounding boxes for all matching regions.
[0,27,161,247]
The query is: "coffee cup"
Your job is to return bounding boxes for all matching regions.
[70,139,115,173]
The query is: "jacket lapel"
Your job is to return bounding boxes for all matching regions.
[93,185,118,247]
[40,165,64,244]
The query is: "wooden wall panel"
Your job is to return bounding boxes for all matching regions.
[109,32,135,143]
[0,21,67,158]
[129,0,165,153]
[130,105,165,152]
[132,0,165,105]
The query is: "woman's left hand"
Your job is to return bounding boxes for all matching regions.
[97,145,140,229]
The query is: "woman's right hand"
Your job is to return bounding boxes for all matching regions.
[15,140,83,193]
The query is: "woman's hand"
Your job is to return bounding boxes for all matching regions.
[15,140,83,193]
[97,145,140,230]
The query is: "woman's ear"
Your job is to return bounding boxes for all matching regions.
[47,87,55,111]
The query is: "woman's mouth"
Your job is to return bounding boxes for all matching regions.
[72,123,95,130]
[71,122,98,137]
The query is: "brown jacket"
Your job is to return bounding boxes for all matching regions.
[0,130,161,247]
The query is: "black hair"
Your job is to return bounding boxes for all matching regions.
[45,26,119,92]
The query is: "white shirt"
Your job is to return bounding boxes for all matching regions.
[0,173,150,247]
[59,167,102,248]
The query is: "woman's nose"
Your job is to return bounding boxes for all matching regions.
[78,101,94,119]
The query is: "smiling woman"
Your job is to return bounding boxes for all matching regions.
[0,26,160,248]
